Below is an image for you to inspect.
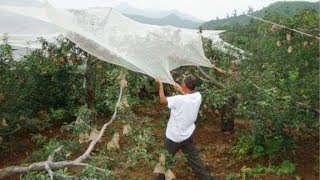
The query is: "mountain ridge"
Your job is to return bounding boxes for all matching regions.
[115,2,204,22]
[201,1,320,30]
[125,13,202,29]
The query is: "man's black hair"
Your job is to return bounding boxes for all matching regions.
[184,75,197,90]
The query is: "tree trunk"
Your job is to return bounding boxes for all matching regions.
[220,96,237,132]
[85,55,97,120]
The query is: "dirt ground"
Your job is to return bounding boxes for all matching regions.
[0,104,319,180]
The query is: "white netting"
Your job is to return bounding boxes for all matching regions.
[43,0,212,84]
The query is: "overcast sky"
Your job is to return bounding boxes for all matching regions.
[46,0,318,21]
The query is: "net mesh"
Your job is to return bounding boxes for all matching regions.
[43,0,212,84]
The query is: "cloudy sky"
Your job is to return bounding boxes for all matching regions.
[44,0,317,21]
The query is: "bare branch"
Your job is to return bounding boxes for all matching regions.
[44,163,54,180]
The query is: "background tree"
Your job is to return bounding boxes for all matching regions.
[233,9,238,17]
[213,9,319,159]
[247,7,254,14]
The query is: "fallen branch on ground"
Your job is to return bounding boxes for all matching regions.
[0,76,126,179]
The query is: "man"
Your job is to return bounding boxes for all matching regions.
[155,75,213,180]
[211,61,240,133]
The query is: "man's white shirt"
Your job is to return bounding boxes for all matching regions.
[166,92,202,143]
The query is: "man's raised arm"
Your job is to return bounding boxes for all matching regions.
[155,78,168,105]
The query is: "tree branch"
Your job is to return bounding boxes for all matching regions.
[1,125,21,136]
[198,76,212,83]
[251,81,320,114]
[295,101,320,114]
[44,163,54,180]
[197,67,225,89]
[0,76,126,179]
[76,117,99,133]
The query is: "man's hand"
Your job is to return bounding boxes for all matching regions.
[155,78,162,86]
[174,83,183,92]
[174,83,185,94]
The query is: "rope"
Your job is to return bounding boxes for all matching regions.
[245,14,320,40]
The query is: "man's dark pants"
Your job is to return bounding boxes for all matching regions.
[157,136,213,180]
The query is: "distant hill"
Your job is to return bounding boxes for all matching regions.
[0,0,203,31]
[125,13,202,29]
[115,3,204,22]
[256,1,319,17]
[116,3,203,29]
[201,1,320,30]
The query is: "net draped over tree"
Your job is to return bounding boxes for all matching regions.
[43,0,212,84]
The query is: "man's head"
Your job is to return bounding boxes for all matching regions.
[182,75,197,92]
